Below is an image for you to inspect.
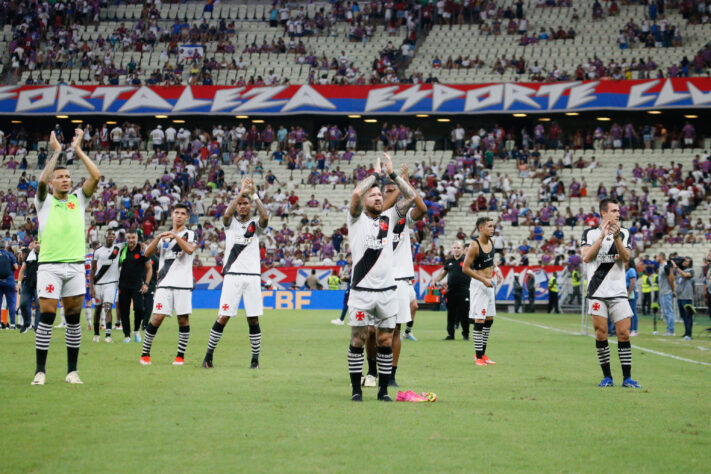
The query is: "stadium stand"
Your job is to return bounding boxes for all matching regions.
[0,0,709,284]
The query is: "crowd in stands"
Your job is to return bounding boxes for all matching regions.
[0,110,709,269]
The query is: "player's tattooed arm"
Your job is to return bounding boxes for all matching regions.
[38,131,63,201]
[250,180,269,228]
[380,153,414,216]
[350,174,376,218]
[401,164,427,221]
[72,128,101,198]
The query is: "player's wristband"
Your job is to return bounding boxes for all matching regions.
[389,172,398,180]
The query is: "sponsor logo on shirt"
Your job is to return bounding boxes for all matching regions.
[365,237,387,249]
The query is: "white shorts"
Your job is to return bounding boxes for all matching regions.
[218,274,263,318]
[37,263,85,299]
[588,297,632,323]
[395,280,416,324]
[153,288,193,316]
[94,283,117,305]
[469,279,496,320]
[348,288,397,329]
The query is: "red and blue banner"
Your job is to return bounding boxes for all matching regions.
[192,264,564,309]
[1,79,710,116]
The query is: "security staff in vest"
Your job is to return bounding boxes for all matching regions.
[328,270,340,290]
[434,240,470,340]
[547,272,560,313]
[640,268,652,315]
[566,266,582,305]
[117,229,152,343]
[17,242,40,333]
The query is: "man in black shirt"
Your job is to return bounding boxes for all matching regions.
[117,230,152,343]
[17,242,40,333]
[434,241,470,340]
[142,253,159,331]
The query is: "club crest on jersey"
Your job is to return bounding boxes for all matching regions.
[379,220,389,232]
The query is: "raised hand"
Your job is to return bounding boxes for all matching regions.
[49,131,62,152]
[383,152,393,175]
[240,177,251,194]
[401,163,409,179]
[72,128,84,151]
[374,156,382,175]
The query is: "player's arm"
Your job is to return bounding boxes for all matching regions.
[89,258,97,298]
[494,265,503,285]
[581,223,607,263]
[72,129,101,198]
[38,131,63,202]
[223,178,251,227]
[610,224,630,263]
[350,163,379,218]
[144,234,163,258]
[384,155,415,216]
[169,232,197,255]
[248,179,269,228]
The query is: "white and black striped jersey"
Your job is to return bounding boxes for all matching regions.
[580,226,632,298]
[348,207,399,291]
[156,229,196,290]
[93,244,124,285]
[392,208,416,280]
[223,216,264,276]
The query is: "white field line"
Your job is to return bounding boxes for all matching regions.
[499,316,711,367]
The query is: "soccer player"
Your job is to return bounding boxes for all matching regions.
[202,178,268,369]
[581,198,641,388]
[462,217,498,367]
[89,230,122,342]
[346,153,415,402]
[380,163,426,386]
[117,229,152,343]
[32,129,101,385]
[140,204,197,366]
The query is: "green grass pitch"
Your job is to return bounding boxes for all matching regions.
[1,309,709,473]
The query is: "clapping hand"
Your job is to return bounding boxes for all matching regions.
[72,128,84,151]
[49,131,62,152]
[383,152,393,175]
